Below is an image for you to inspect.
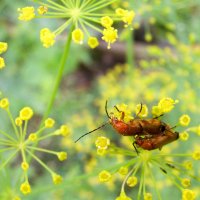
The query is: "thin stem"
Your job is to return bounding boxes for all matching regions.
[126,30,135,73]
[0,130,17,142]
[26,146,58,155]
[26,149,54,174]
[148,163,162,200]
[40,24,74,127]
[6,108,19,139]
[0,149,19,170]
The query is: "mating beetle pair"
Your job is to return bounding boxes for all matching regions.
[75,101,179,153]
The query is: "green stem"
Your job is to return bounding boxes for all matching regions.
[40,24,74,127]
[126,30,134,73]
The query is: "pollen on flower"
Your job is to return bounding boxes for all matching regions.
[21,162,29,171]
[116,191,132,200]
[179,115,191,126]
[15,117,23,126]
[182,189,196,200]
[118,166,129,176]
[126,176,138,187]
[59,125,71,136]
[135,104,148,117]
[37,6,48,15]
[52,174,63,184]
[20,182,31,195]
[181,178,191,188]
[95,136,110,150]
[102,27,118,49]
[180,132,189,141]
[40,28,56,48]
[0,42,8,54]
[19,107,33,120]
[158,97,178,113]
[28,133,37,142]
[101,16,113,28]
[98,170,112,182]
[45,118,55,128]
[18,7,35,21]
[0,57,5,69]
[144,193,153,200]
[72,28,84,44]
[88,37,99,49]
[0,98,9,109]
[192,150,200,160]
[57,152,67,161]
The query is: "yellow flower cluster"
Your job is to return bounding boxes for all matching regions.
[0,96,71,195]
[0,42,8,69]
[18,1,135,49]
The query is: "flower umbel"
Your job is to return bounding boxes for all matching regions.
[0,96,70,195]
[19,0,134,49]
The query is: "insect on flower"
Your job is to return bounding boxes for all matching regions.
[75,101,179,152]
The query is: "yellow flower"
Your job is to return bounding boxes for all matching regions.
[13,196,21,200]
[15,117,23,126]
[28,133,38,142]
[192,150,200,160]
[72,28,84,44]
[145,33,152,42]
[183,161,193,170]
[37,6,48,15]
[40,28,56,48]
[101,16,113,28]
[118,166,128,175]
[115,8,126,16]
[151,105,163,117]
[180,132,189,141]
[0,98,9,109]
[158,97,178,113]
[98,170,112,182]
[52,174,63,184]
[0,42,8,54]
[44,118,55,128]
[179,115,191,126]
[19,107,33,120]
[97,148,106,156]
[21,162,29,171]
[102,27,118,49]
[59,125,71,136]
[116,191,132,200]
[126,176,138,187]
[0,57,5,69]
[57,152,67,161]
[88,37,99,49]
[182,189,196,200]
[181,178,191,188]
[122,10,135,27]
[112,103,133,123]
[18,7,35,21]
[95,136,110,150]
[144,193,152,200]
[135,104,148,118]
[20,182,31,195]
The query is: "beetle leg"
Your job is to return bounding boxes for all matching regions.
[132,141,139,155]
[153,114,164,119]
[114,106,125,120]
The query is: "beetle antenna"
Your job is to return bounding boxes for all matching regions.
[105,100,111,119]
[75,122,109,143]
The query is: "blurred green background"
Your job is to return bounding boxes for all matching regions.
[0,0,200,199]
